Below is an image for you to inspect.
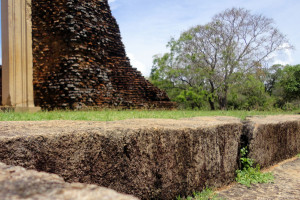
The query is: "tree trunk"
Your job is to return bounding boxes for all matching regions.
[219,96,227,110]
[219,86,228,110]
[208,98,215,110]
[208,80,216,110]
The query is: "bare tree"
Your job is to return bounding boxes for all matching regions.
[153,7,293,110]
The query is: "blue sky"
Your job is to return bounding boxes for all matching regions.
[0,1,299,76]
[108,0,300,76]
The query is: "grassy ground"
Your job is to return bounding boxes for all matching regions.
[0,109,299,121]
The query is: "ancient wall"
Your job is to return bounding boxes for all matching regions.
[1,116,299,199]
[31,0,173,110]
[0,162,138,200]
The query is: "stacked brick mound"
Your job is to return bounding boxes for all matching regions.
[31,0,174,110]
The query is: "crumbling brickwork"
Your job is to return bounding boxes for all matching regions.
[31,0,174,109]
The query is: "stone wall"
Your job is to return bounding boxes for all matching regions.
[1,116,299,199]
[0,117,243,200]
[245,116,300,168]
[31,0,173,110]
[0,162,138,200]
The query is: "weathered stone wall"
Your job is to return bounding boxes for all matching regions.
[0,116,299,200]
[31,0,173,110]
[0,162,138,200]
[0,117,243,200]
[245,116,300,168]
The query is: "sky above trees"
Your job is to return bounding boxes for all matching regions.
[108,0,300,76]
[0,0,299,77]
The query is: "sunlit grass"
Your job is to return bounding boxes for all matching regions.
[0,109,299,121]
[176,188,223,200]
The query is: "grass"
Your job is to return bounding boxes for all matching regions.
[176,188,223,200]
[297,154,300,158]
[236,147,274,187]
[0,109,299,121]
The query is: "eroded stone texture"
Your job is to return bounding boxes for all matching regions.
[31,0,173,109]
[0,117,243,200]
[245,115,300,168]
[0,162,139,200]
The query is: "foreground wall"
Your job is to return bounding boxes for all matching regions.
[0,117,242,199]
[245,115,300,168]
[0,116,299,200]
[0,162,138,200]
[31,0,173,109]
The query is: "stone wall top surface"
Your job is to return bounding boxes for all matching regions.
[246,115,300,124]
[0,116,241,138]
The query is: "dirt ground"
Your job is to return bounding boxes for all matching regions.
[217,157,300,200]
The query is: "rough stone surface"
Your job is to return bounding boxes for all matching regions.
[0,117,242,200]
[218,157,300,200]
[31,0,173,109]
[0,162,139,200]
[244,115,300,168]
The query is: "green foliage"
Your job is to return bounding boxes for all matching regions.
[150,8,292,110]
[278,65,300,103]
[265,64,300,109]
[239,147,254,169]
[175,87,208,109]
[176,188,223,200]
[228,75,275,110]
[236,147,274,187]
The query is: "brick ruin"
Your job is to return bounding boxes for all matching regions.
[0,0,174,109]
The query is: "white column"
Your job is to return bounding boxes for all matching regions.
[1,0,36,110]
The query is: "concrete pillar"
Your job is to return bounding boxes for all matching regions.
[1,0,39,111]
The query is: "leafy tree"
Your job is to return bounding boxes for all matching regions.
[279,65,300,101]
[228,75,275,110]
[151,8,292,110]
[175,87,208,109]
[264,64,285,95]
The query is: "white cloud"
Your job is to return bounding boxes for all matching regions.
[127,53,148,76]
[269,43,294,66]
[108,0,116,3]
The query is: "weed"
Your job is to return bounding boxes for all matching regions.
[176,188,223,200]
[236,147,274,187]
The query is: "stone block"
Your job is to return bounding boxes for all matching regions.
[0,117,243,199]
[0,162,139,200]
[245,115,300,168]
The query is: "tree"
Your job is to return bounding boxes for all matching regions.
[273,65,300,108]
[151,7,292,110]
[228,74,275,110]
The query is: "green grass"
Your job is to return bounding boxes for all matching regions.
[236,147,274,187]
[0,109,299,121]
[297,154,300,158]
[236,166,274,187]
[176,188,223,200]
